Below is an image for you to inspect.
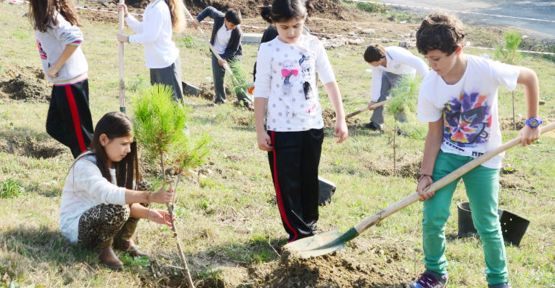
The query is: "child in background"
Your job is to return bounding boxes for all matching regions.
[254,0,348,242]
[363,44,429,131]
[59,112,175,270]
[117,0,185,102]
[194,6,242,104]
[29,0,94,158]
[252,5,277,83]
[412,13,541,288]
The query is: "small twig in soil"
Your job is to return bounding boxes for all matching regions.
[267,236,281,257]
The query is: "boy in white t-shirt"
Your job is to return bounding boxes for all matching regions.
[363,44,428,131]
[410,13,541,288]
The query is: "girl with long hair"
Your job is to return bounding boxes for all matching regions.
[117,0,185,101]
[59,112,175,270]
[28,0,94,158]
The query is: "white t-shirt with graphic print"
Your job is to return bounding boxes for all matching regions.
[254,34,336,132]
[417,54,520,169]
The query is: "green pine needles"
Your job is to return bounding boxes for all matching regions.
[387,75,419,116]
[132,84,209,177]
[495,30,522,64]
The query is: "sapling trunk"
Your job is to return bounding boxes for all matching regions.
[512,91,516,130]
[393,124,397,175]
[159,142,195,288]
[133,85,208,288]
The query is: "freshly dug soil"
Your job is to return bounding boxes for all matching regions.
[0,135,65,159]
[142,238,416,287]
[0,66,50,103]
[248,239,415,287]
[122,0,346,19]
[323,108,361,128]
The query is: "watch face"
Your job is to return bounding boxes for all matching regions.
[526,117,542,128]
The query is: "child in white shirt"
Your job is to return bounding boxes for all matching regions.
[363,44,429,131]
[254,0,348,242]
[411,13,541,288]
[60,112,175,270]
[117,0,185,101]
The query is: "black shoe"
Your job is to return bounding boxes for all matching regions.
[396,128,408,137]
[363,122,383,132]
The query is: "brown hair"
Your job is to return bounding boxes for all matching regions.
[363,44,386,63]
[28,0,80,32]
[90,112,138,189]
[416,12,465,55]
[165,0,185,33]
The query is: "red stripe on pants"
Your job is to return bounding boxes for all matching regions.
[64,85,87,153]
[271,131,299,241]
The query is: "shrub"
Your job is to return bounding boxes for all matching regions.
[0,179,23,199]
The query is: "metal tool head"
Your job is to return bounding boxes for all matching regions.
[283,230,347,258]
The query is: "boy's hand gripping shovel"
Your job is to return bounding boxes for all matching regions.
[284,122,555,258]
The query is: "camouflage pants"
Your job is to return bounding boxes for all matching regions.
[78,204,130,248]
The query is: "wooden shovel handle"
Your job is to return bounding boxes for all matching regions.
[354,122,555,234]
[346,100,388,119]
[118,0,125,113]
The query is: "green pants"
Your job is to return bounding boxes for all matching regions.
[423,151,508,285]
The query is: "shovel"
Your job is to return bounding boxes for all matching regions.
[117,0,125,113]
[207,44,252,105]
[284,122,555,258]
[346,100,388,119]
[184,7,252,106]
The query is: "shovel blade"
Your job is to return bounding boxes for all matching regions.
[283,230,345,258]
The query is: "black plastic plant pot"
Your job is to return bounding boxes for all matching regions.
[457,202,529,246]
[318,177,336,206]
[457,202,478,237]
[499,210,530,246]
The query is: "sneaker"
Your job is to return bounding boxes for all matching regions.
[410,271,448,288]
[488,284,511,288]
[363,121,383,132]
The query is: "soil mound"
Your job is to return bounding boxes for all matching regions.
[323,108,360,128]
[0,66,50,103]
[0,135,65,159]
[249,241,414,287]
[124,0,346,19]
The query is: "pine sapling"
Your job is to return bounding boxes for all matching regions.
[132,84,209,287]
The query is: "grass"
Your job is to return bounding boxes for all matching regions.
[1,2,555,287]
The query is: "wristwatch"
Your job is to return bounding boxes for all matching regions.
[524,116,542,129]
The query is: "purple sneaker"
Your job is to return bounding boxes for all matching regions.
[410,271,448,288]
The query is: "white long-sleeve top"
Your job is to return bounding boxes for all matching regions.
[34,13,88,84]
[125,0,178,68]
[370,46,429,102]
[59,154,126,243]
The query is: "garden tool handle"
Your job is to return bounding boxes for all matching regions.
[346,100,388,119]
[354,122,555,234]
[118,0,126,113]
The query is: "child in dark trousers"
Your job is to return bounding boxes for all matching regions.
[363,44,428,131]
[194,6,243,104]
[411,13,541,288]
[254,0,348,242]
[117,0,185,102]
[29,0,93,158]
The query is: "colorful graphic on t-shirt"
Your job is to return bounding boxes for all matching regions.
[443,91,492,146]
[299,54,312,100]
[36,41,47,60]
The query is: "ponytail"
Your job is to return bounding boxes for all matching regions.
[166,0,185,33]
